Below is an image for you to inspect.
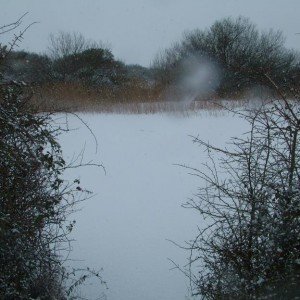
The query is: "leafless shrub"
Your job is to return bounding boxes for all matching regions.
[48,31,107,59]
[182,81,300,299]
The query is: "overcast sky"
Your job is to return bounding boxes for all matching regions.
[1,0,300,66]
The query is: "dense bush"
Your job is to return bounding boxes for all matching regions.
[0,45,104,298]
[1,51,53,83]
[0,81,68,298]
[1,30,155,99]
[2,48,149,90]
[52,48,127,86]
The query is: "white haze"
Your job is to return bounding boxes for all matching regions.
[178,56,220,103]
[165,56,220,104]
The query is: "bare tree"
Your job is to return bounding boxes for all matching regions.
[152,17,297,97]
[0,12,36,60]
[48,31,104,59]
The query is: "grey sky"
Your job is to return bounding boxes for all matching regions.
[1,0,300,66]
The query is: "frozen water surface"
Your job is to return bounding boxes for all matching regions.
[59,111,247,300]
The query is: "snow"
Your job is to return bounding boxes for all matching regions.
[60,111,248,300]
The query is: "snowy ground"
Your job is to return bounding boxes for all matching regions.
[59,111,248,300]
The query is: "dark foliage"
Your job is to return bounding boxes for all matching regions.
[0,82,68,298]
[0,19,105,298]
[1,51,53,83]
[52,48,127,86]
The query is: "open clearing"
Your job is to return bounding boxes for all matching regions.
[60,111,248,300]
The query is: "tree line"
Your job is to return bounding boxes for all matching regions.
[2,17,300,101]
[1,31,154,88]
[153,17,300,98]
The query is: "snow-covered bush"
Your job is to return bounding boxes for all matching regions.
[0,17,105,299]
[0,81,69,298]
[51,46,127,86]
[2,51,53,84]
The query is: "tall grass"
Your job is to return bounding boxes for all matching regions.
[30,82,260,114]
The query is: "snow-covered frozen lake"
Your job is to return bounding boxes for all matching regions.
[60,111,248,300]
